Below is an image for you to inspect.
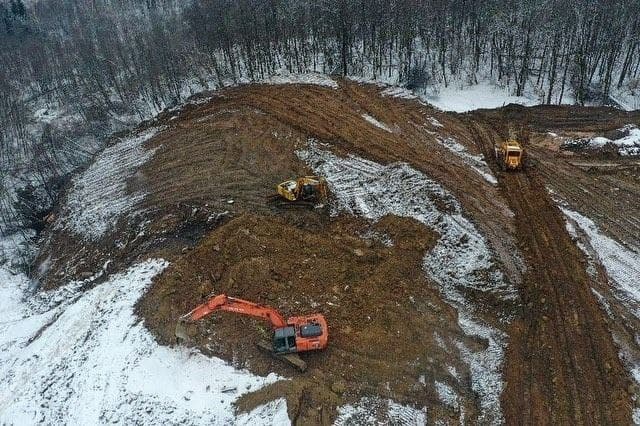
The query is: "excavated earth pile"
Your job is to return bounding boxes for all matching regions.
[138,213,479,423]
[35,79,640,424]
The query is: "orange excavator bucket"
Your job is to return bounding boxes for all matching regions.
[175,317,194,343]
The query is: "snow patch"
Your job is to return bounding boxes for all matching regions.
[435,381,459,409]
[359,229,394,247]
[380,86,418,100]
[434,136,498,185]
[560,208,640,317]
[236,398,289,425]
[424,81,537,112]
[55,127,163,240]
[0,257,284,424]
[562,125,640,156]
[261,71,338,89]
[335,397,426,425]
[361,113,393,133]
[298,141,513,423]
[33,106,63,124]
[427,117,444,128]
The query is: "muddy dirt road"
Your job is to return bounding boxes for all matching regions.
[469,119,633,424]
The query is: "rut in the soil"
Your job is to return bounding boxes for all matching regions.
[470,120,633,425]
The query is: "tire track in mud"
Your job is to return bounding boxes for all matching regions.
[530,146,640,249]
[469,121,632,425]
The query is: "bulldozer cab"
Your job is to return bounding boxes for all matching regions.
[505,145,522,169]
[273,326,297,353]
[299,183,316,200]
[496,139,524,170]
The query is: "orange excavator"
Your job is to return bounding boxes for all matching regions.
[175,294,328,371]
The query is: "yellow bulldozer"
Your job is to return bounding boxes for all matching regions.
[269,176,328,207]
[495,138,524,171]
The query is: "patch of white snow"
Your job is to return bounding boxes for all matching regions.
[425,81,537,113]
[380,86,418,100]
[261,72,338,89]
[560,208,640,316]
[236,398,289,425]
[0,258,284,424]
[361,113,393,133]
[55,127,164,240]
[563,125,640,156]
[335,397,426,425]
[435,381,459,409]
[434,136,498,185]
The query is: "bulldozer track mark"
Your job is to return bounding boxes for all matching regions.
[510,172,586,423]
[468,118,633,425]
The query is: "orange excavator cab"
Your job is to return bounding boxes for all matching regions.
[274,313,328,353]
[176,294,328,371]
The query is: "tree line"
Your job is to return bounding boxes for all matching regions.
[0,0,639,233]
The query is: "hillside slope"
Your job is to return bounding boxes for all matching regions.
[2,78,639,424]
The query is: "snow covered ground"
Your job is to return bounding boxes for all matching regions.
[561,208,640,319]
[423,81,538,112]
[334,397,427,425]
[361,113,393,132]
[432,135,497,185]
[562,125,640,156]
[54,127,164,240]
[369,74,638,113]
[260,71,338,89]
[0,242,286,425]
[298,140,515,424]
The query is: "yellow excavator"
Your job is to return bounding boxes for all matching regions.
[269,176,328,207]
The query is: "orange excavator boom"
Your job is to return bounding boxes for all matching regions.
[182,294,287,328]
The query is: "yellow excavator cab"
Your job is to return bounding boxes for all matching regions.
[276,176,327,202]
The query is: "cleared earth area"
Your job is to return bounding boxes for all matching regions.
[36,80,640,424]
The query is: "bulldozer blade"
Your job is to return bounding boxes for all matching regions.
[257,340,307,372]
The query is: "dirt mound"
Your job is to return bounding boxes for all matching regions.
[137,213,481,423]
